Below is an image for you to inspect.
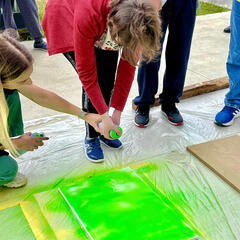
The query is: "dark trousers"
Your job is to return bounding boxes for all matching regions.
[1,0,15,29]
[134,0,197,108]
[63,48,119,138]
[0,0,42,41]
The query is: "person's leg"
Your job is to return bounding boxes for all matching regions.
[83,48,119,138]
[0,154,18,186]
[94,48,122,149]
[63,50,119,161]
[215,0,240,126]
[2,0,16,29]
[16,0,42,40]
[2,0,20,40]
[0,90,26,188]
[134,6,169,108]
[133,5,168,127]
[159,0,196,125]
[160,0,196,104]
[225,0,240,109]
[82,48,119,161]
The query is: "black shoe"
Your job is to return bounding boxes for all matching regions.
[134,105,150,128]
[223,26,230,33]
[161,103,183,126]
[34,39,48,51]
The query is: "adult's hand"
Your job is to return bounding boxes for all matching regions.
[100,113,119,139]
[84,113,102,133]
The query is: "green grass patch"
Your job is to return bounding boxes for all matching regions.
[36,0,47,28]
[197,2,230,16]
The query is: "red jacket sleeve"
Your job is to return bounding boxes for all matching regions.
[73,9,108,115]
[110,53,136,112]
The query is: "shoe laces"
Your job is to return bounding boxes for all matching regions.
[162,103,178,113]
[87,138,100,149]
[222,106,240,116]
[233,108,240,116]
[93,138,100,148]
[137,107,149,115]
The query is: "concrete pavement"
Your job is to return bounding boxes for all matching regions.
[19,11,231,121]
[201,0,232,9]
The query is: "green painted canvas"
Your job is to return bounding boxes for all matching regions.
[0,205,35,240]
[59,168,199,240]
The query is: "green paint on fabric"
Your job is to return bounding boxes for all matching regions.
[0,205,35,240]
[59,168,198,240]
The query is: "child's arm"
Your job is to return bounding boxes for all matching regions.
[18,83,81,116]
[17,83,101,131]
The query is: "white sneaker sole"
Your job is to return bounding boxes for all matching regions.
[3,173,27,188]
[134,120,149,128]
[215,119,234,127]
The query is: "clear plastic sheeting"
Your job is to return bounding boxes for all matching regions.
[0,89,240,240]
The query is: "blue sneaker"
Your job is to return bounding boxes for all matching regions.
[215,106,240,127]
[134,106,150,128]
[84,137,104,162]
[34,39,47,51]
[100,136,123,149]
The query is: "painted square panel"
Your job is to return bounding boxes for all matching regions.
[59,169,198,240]
[0,205,35,240]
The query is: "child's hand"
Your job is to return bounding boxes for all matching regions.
[13,132,49,151]
[111,109,121,126]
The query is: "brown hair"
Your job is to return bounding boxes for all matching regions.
[0,35,33,157]
[108,0,161,66]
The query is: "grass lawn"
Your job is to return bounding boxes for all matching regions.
[36,0,47,28]
[20,1,231,40]
[197,2,230,15]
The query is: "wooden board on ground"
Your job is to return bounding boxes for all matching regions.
[132,76,229,110]
[187,135,240,193]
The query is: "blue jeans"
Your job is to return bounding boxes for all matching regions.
[225,0,240,109]
[134,0,197,107]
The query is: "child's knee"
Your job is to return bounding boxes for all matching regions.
[0,155,18,185]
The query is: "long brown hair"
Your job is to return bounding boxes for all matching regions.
[0,35,33,157]
[108,0,162,66]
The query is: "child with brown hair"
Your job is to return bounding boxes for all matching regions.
[43,0,162,162]
[0,35,100,188]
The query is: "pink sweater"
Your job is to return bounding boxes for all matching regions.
[43,0,136,114]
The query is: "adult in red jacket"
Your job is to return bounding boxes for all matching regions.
[43,0,162,162]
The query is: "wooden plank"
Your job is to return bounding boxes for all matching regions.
[132,76,229,111]
[187,135,240,193]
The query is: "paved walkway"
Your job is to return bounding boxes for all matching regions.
[201,0,232,9]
